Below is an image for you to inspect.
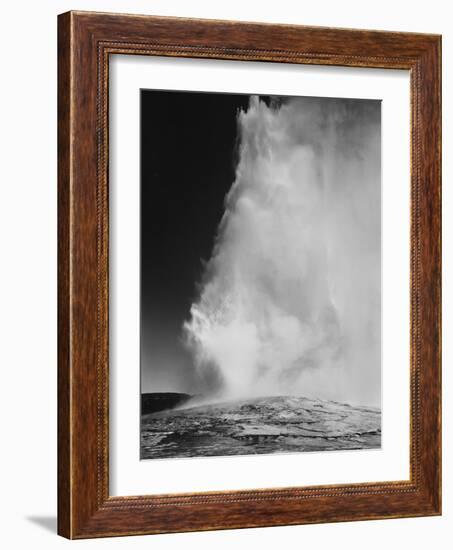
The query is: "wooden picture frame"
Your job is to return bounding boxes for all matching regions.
[58,10,441,539]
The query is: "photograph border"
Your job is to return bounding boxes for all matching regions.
[58,10,441,538]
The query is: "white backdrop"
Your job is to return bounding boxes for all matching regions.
[110,57,410,496]
[0,0,450,548]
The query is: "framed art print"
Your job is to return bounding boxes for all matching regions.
[58,11,441,538]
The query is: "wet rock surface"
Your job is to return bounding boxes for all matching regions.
[141,395,381,459]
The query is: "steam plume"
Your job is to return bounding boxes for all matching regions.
[183,96,381,406]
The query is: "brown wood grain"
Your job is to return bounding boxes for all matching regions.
[57,10,441,539]
[57,11,71,538]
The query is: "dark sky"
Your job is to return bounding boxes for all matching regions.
[141,89,251,394]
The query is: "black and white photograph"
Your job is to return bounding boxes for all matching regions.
[140,90,382,460]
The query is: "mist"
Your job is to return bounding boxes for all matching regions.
[182,95,381,407]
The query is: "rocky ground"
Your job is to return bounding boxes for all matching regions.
[140,395,381,459]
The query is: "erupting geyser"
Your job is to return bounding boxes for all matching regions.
[183,96,381,407]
